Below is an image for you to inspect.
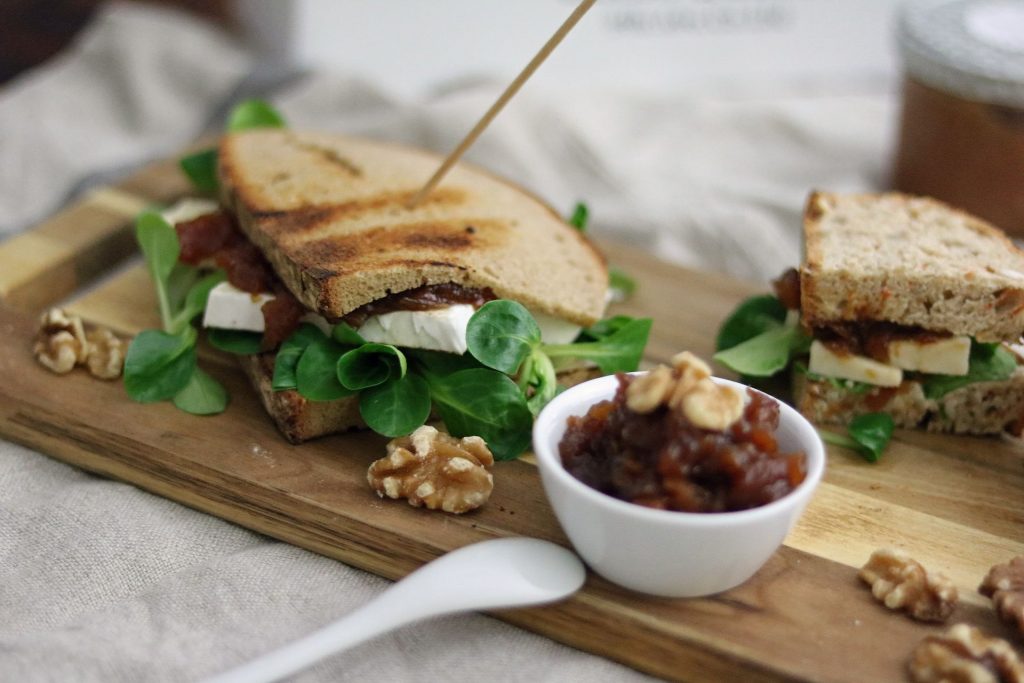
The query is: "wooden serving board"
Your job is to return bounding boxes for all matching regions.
[2,158,1023,682]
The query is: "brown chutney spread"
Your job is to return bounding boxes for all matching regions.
[559,374,806,513]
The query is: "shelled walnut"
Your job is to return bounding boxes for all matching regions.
[625,351,743,431]
[33,309,126,379]
[367,426,494,514]
[33,308,89,373]
[859,548,958,622]
[908,623,1024,683]
[980,556,1024,637]
[84,328,127,380]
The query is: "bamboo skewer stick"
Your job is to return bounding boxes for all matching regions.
[406,0,597,209]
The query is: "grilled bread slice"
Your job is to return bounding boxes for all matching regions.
[218,130,607,326]
[801,191,1024,343]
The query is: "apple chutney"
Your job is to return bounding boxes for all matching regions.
[559,366,807,513]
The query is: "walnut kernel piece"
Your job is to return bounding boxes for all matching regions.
[625,365,674,413]
[681,381,744,431]
[367,426,494,514]
[33,308,88,374]
[908,624,1024,683]
[84,328,126,380]
[859,548,958,622]
[624,351,743,431]
[980,556,1024,637]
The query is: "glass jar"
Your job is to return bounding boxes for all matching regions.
[893,0,1024,235]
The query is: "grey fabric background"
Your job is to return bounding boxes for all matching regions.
[0,3,895,681]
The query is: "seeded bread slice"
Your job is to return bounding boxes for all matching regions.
[793,366,1024,435]
[800,192,1024,343]
[239,353,363,443]
[219,130,607,326]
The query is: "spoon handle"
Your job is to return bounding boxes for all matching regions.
[202,587,423,683]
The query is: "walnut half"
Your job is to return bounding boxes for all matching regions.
[367,426,494,514]
[33,308,89,373]
[33,308,126,380]
[84,328,127,380]
[859,548,958,622]
[980,556,1024,638]
[625,351,743,431]
[909,623,1024,683]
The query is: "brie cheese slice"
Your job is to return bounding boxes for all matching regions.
[357,305,477,355]
[203,284,584,356]
[886,336,970,376]
[808,340,903,387]
[160,197,219,226]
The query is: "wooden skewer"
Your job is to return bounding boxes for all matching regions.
[406,0,598,209]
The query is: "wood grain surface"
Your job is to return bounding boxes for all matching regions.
[2,161,1023,682]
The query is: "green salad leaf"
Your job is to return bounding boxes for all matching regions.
[179,149,219,193]
[713,324,810,377]
[135,211,181,331]
[337,344,406,391]
[207,328,263,355]
[359,373,432,438]
[922,342,1017,399]
[227,99,287,132]
[423,368,534,461]
[715,294,788,352]
[272,324,325,391]
[818,413,894,463]
[173,366,228,415]
[296,337,356,401]
[543,317,652,375]
[608,268,636,301]
[568,202,589,231]
[124,328,198,403]
[466,300,542,375]
[332,322,366,346]
[169,271,225,334]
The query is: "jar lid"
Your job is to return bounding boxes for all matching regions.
[899,0,1024,106]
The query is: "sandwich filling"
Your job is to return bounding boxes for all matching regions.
[166,200,584,355]
[773,268,1008,389]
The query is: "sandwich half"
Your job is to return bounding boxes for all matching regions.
[170,130,609,442]
[795,191,1024,435]
[717,191,1024,435]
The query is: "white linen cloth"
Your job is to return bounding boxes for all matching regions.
[0,3,896,681]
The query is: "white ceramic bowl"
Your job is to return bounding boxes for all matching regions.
[532,373,825,598]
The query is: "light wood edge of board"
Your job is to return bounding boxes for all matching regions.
[0,187,150,311]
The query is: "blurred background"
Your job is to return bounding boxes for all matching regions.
[3,0,903,90]
[2,0,1022,279]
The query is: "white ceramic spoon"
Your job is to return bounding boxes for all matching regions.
[203,537,586,683]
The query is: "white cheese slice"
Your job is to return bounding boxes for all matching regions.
[532,310,582,345]
[886,336,970,376]
[808,340,903,387]
[202,282,275,332]
[357,305,476,355]
[160,197,219,226]
[203,285,584,356]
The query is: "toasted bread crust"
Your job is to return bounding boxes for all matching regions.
[238,353,364,443]
[801,191,1024,342]
[794,366,1024,435]
[219,130,607,326]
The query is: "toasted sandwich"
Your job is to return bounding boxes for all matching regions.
[167,129,610,443]
[717,191,1024,435]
